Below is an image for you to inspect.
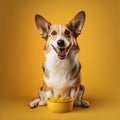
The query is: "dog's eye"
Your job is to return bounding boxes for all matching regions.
[51,31,57,35]
[65,30,70,37]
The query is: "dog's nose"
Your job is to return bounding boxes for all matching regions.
[57,40,65,47]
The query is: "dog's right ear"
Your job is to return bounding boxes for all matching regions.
[35,14,51,39]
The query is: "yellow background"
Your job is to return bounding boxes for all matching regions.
[0,0,120,119]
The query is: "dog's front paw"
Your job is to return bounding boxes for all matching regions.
[28,98,40,109]
[81,100,90,108]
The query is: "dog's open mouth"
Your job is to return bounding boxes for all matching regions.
[51,44,71,59]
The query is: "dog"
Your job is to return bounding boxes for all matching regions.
[29,11,89,108]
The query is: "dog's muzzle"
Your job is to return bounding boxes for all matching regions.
[51,43,71,60]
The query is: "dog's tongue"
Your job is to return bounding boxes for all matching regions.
[58,49,66,56]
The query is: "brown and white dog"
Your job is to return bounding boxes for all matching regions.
[29,11,89,108]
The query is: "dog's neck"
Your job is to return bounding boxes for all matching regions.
[45,50,78,72]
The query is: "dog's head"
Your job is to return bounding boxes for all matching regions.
[35,11,85,60]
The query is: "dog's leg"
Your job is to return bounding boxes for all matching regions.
[74,85,90,108]
[29,87,53,108]
[28,87,46,108]
[38,89,53,105]
[29,98,41,109]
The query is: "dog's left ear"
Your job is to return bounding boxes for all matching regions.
[35,14,51,39]
[69,11,85,38]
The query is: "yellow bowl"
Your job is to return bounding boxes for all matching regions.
[46,96,74,113]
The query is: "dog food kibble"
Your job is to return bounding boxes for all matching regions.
[48,95,73,102]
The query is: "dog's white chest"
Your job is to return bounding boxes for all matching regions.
[44,52,77,92]
[45,70,72,95]
[46,70,69,87]
[44,51,77,94]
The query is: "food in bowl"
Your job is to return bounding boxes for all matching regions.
[46,95,74,113]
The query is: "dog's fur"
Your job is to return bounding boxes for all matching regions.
[29,11,89,108]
